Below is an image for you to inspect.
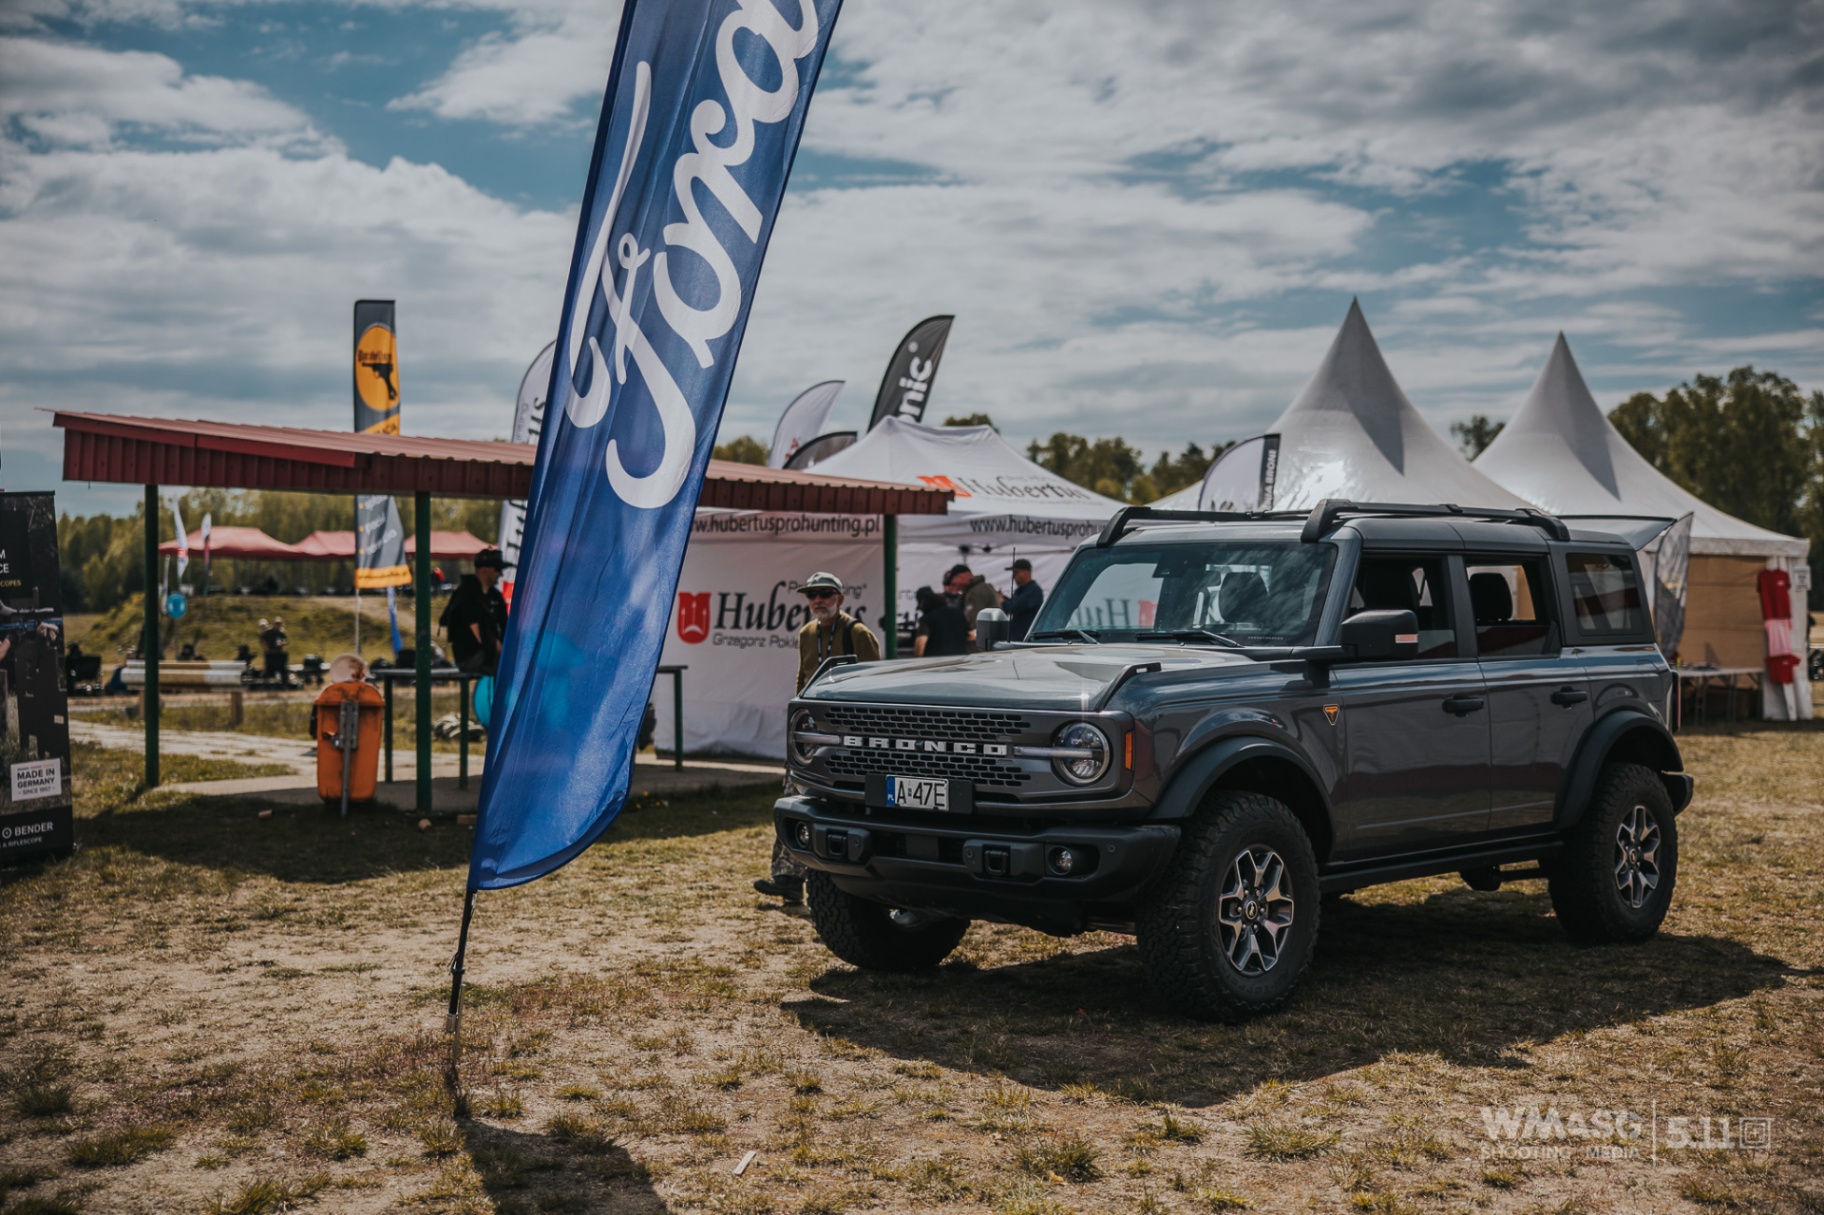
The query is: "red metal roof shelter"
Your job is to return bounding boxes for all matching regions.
[55,410,950,808]
[56,411,950,515]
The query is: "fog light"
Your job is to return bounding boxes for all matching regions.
[1047,846,1079,875]
[794,821,813,847]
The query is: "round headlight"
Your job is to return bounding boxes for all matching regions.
[787,709,818,766]
[1053,722,1111,785]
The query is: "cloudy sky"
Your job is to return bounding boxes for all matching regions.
[6,0,1821,516]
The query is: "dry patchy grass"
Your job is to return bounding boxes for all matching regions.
[0,725,1820,1212]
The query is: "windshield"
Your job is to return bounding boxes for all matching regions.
[1030,540,1336,646]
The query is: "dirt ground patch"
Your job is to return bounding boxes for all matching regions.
[1,728,1820,1214]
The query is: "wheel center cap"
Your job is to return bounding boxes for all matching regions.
[1244,899,1258,919]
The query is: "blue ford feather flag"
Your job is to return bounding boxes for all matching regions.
[467,0,843,891]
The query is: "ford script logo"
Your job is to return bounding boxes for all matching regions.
[561,1,823,510]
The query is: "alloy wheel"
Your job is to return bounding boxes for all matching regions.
[1217,845,1296,974]
[1613,804,1662,910]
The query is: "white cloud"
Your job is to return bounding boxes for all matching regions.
[390,0,623,125]
[0,36,324,149]
[4,0,1822,515]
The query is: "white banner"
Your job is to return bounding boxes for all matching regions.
[498,341,555,597]
[768,380,844,468]
[652,513,883,758]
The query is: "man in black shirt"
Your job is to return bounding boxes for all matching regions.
[915,567,974,657]
[1004,558,1044,640]
[443,549,509,674]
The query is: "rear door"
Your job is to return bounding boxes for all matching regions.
[1467,552,1589,834]
[1330,552,1491,855]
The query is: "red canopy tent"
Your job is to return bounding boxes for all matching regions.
[156,526,303,559]
[291,529,490,561]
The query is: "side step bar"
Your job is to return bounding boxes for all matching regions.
[1318,838,1562,895]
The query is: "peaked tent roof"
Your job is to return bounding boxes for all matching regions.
[809,416,1126,544]
[1156,300,1530,511]
[156,526,301,560]
[1474,335,1807,558]
[291,530,495,561]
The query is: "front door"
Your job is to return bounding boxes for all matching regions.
[1331,554,1491,856]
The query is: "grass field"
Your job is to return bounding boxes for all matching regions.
[0,729,1820,1215]
[75,594,434,671]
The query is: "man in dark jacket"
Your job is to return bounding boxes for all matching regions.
[443,549,509,674]
[1004,558,1044,640]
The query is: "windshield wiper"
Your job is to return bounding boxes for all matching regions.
[1029,628,1101,644]
[1134,628,1244,649]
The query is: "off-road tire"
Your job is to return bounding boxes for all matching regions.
[1136,791,1320,1021]
[805,872,970,971]
[1549,762,1678,944]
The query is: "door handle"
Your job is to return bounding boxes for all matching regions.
[1551,687,1589,707]
[1442,695,1486,715]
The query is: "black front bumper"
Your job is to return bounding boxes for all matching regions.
[773,795,1180,935]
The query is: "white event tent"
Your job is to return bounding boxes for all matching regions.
[810,416,1129,618]
[1475,335,1811,718]
[1157,300,1530,511]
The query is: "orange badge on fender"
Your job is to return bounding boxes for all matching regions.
[1323,704,1340,724]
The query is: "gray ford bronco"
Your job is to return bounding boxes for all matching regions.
[774,502,1692,1020]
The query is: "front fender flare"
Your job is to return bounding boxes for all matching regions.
[1146,734,1336,855]
[1556,707,1686,830]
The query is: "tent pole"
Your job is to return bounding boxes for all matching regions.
[144,484,160,788]
[415,491,433,815]
[882,515,897,658]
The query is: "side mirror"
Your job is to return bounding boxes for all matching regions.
[975,607,1011,651]
[1339,609,1419,661]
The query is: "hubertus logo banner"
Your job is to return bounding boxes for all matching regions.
[469,0,846,891]
[352,300,410,590]
[868,314,953,429]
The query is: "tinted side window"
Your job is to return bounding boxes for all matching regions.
[1349,556,1457,658]
[1465,557,1556,658]
[1565,552,1645,637]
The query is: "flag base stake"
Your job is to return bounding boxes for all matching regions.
[446,889,478,1087]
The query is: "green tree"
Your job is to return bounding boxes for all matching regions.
[1609,366,1824,604]
[1149,441,1230,499]
[943,413,997,429]
[1026,434,1234,504]
[1450,415,1505,459]
[712,434,769,465]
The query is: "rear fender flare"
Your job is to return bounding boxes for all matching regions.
[1147,735,1336,861]
[1556,708,1686,830]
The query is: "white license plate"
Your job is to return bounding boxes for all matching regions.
[886,776,949,811]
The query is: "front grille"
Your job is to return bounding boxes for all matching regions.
[825,749,1031,788]
[818,705,1032,744]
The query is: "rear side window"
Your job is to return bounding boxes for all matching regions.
[1565,552,1645,637]
[1465,557,1556,658]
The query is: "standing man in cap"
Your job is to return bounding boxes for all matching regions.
[755,570,881,903]
[443,548,509,675]
[1004,557,1044,640]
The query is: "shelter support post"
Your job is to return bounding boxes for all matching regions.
[143,484,160,788]
[882,515,898,659]
[415,491,432,815]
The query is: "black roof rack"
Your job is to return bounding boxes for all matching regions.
[1095,506,1306,547]
[1297,500,1571,543]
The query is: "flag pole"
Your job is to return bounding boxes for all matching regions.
[445,888,478,1082]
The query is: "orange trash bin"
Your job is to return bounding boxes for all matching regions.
[313,678,385,806]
